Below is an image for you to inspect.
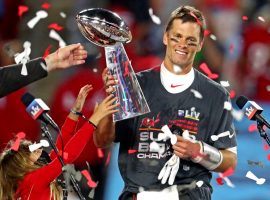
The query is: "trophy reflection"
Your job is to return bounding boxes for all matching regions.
[76,8,150,121]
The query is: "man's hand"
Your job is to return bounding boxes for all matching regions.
[172,135,202,160]
[45,43,87,72]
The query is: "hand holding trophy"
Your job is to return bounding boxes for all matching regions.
[76,8,150,121]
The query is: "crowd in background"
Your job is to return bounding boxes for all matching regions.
[0,0,269,199]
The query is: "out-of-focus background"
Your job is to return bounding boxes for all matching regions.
[0,0,270,199]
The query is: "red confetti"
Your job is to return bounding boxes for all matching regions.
[263,144,270,151]
[248,124,257,133]
[204,29,211,37]
[216,177,224,185]
[221,167,234,177]
[41,2,51,10]
[58,151,69,160]
[267,154,270,161]
[199,63,219,80]
[43,45,52,58]
[97,148,104,158]
[11,132,26,151]
[48,23,64,31]
[229,90,236,99]
[105,152,111,166]
[242,16,248,21]
[18,5,29,17]
[81,170,98,188]
[128,149,137,154]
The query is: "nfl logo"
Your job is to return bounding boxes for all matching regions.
[178,110,184,117]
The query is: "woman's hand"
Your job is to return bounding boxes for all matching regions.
[89,94,119,126]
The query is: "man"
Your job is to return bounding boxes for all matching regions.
[95,6,237,200]
[0,43,87,98]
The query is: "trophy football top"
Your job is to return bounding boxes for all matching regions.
[76,8,132,47]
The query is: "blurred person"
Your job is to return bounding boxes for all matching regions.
[0,43,87,98]
[0,84,119,200]
[97,5,237,200]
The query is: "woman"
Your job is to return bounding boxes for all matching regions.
[0,84,118,200]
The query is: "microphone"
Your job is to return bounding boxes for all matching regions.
[236,95,270,129]
[21,92,60,132]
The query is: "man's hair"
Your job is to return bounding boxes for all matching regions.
[165,6,206,42]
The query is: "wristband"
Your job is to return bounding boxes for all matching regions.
[88,120,97,129]
[191,141,223,170]
[70,109,87,120]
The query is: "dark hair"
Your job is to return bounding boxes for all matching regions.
[165,6,206,42]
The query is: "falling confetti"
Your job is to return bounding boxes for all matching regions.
[246,170,266,185]
[18,5,29,17]
[105,152,111,166]
[229,90,236,99]
[224,101,232,111]
[196,180,204,187]
[266,85,270,92]
[43,45,52,58]
[29,140,49,152]
[248,124,257,133]
[128,149,137,154]
[210,34,217,41]
[216,177,224,185]
[60,12,66,18]
[190,89,203,99]
[27,10,48,29]
[41,2,51,10]
[48,23,64,31]
[93,68,98,73]
[242,16,248,21]
[204,29,211,37]
[97,148,104,158]
[220,81,230,87]
[11,132,26,151]
[258,16,265,22]
[211,131,233,141]
[49,29,66,47]
[81,170,98,188]
[231,108,244,121]
[148,8,161,25]
[199,62,219,80]
[14,41,31,76]
[173,64,182,73]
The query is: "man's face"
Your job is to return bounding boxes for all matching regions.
[163,19,202,74]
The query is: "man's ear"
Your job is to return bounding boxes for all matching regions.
[163,32,168,46]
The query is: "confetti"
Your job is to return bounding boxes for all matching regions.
[49,30,66,47]
[27,10,48,29]
[229,90,236,99]
[14,41,31,76]
[18,5,29,17]
[221,167,234,177]
[199,62,219,80]
[211,131,233,141]
[196,180,204,187]
[42,45,52,58]
[246,170,266,185]
[128,149,137,154]
[204,29,211,37]
[93,68,98,73]
[210,34,217,41]
[263,143,270,151]
[242,16,248,21]
[97,148,104,158]
[220,81,230,87]
[11,132,26,151]
[231,108,244,121]
[105,152,111,166]
[258,16,265,22]
[248,124,257,133]
[148,8,161,25]
[216,177,224,185]
[48,23,64,31]
[190,89,203,99]
[60,12,66,18]
[173,64,182,73]
[224,101,232,111]
[267,154,270,161]
[41,2,51,10]
[266,85,270,92]
[81,170,98,188]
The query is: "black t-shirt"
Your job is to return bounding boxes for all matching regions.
[115,66,236,193]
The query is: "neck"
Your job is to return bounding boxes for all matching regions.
[164,59,192,75]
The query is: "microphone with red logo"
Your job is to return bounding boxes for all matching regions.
[21,92,60,132]
[236,95,270,129]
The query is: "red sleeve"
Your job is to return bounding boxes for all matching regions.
[28,122,95,188]
[50,117,78,160]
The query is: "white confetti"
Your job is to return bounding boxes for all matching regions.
[49,30,66,47]
[29,140,49,152]
[60,12,66,18]
[223,177,235,188]
[196,180,204,187]
[93,68,98,73]
[220,80,230,87]
[190,89,203,99]
[258,16,265,22]
[224,101,232,111]
[27,10,48,29]
[148,8,161,25]
[210,34,217,41]
[231,108,244,121]
[246,171,266,185]
[266,85,270,92]
[14,41,31,76]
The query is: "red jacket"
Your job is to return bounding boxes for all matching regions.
[15,117,95,200]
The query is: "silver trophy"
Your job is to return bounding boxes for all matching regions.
[76,8,150,121]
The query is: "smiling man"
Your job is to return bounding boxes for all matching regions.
[97,6,237,200]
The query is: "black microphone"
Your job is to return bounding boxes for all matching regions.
[21,92,60,132]
[236,95,270,129]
